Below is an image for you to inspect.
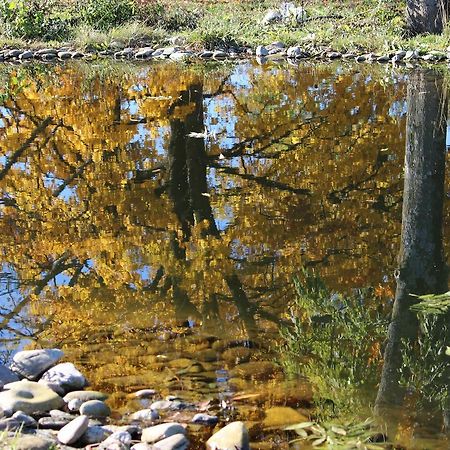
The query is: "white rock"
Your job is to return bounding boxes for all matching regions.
[39,362,87,394]
[57,415,89,445]
[262,9,282,25]
[134,389,156,398]
[169,52,193,62]
[150,400,172,410]
[67,398,83,411]
[79,425,112,445]
[131,408,159,421]
[131,444,153,450]
[162,46,180,56]
[206,421,250,450]
[141,423,186,443]
[154,433,189,450]
[102,430,132,446]
[64,390,107,402]
[10,349,63,380]
[79,399,111,418]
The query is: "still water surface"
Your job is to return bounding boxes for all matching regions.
[0,60,448,448]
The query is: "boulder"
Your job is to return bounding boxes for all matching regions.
[10,349,63,380]
[0,380,64,415]
[39,362,87,393]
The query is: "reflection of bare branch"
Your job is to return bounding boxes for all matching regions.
[53,158,93,197]
[0,252,77,333]
[209,116,324,162]
[212,162,311,195]
[0,117,52,181]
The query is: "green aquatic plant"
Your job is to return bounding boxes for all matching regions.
[410,291,450,315]
[400,292,450,411]
[278,269,388,420]
[285,417,388,449]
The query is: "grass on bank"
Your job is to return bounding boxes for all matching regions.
[1,1,450,54]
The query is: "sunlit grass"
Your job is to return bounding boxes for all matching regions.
[0,1,449,56]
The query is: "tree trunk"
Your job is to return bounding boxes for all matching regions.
[407,0,448,35]
[375,69,447,418]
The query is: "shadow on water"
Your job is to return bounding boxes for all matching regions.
[0,60,448,447]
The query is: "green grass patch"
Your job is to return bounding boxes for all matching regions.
[0,1,449,55]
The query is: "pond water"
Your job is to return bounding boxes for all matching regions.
[0,60,448,449]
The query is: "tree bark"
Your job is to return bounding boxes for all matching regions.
[407,0,448,35]
[375,69,447,416]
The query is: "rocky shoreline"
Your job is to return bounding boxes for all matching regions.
[1,42,450,66]
[0,348,250,450]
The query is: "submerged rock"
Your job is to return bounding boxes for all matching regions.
[206,421,250,450]
[229,361,278,380]
[10,349,63,380]
[141,423,186,443]
[191,413,218,425]
[262,406,308,428]
[153,433,189,450]
[64,390,107,404]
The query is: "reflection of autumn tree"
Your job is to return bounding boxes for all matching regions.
[1,61,444,352]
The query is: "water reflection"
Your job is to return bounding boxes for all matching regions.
[0,61,448,446]
[376,68,449,446]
